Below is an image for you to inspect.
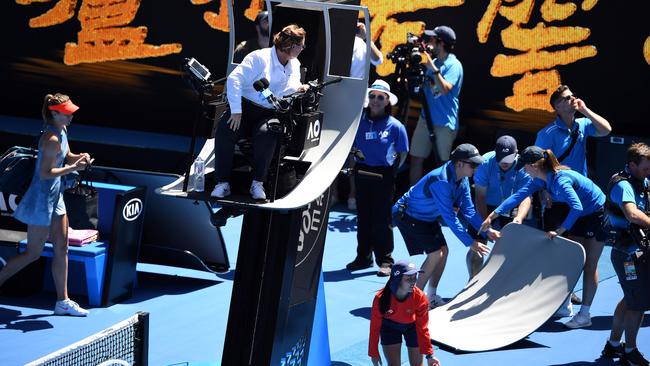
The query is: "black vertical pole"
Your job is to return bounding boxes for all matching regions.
[222,188,331,365]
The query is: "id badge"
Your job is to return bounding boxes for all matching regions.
[623,261,637,281]
[365,131,378,140]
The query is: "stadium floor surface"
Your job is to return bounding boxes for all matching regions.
[1,206,648,365]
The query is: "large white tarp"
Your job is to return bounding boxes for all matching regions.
[428,223,586,352]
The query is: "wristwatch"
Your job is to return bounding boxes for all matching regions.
[425,353,434,359]
[432,69,440,75]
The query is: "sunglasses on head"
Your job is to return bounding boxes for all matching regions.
[368,93,386,101]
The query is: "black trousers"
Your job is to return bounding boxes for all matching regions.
[354,164,395,266]
[214,98,278,182]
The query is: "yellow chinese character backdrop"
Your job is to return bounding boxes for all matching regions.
[0,0,648,168]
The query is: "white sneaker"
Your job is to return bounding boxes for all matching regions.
[54,299,89,317]
[250,181,266,200]
[564,312,591,329]
[553,298,573,318]
[347,197,357,210]
[211,182,231,198]
[428,294,447,309]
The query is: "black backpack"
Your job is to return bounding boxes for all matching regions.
[0,146,38,196]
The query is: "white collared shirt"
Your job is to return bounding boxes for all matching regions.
[227,46,302,113]
[350,36,382,79]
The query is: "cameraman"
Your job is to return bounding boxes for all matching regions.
[602,142,650,365]
[409,26,463,185]
[212,24,309,200]
[233,11,270,64]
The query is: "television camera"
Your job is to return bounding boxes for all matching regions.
[386,32,433,96]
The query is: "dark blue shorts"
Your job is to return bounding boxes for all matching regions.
[611,248,650,311]
[395,213,447,256]
[380,318,418,348]
[568,208,607,241]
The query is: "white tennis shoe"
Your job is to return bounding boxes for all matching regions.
[54,299,89,317]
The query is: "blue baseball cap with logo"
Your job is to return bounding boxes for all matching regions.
[495,135,518,164]
[388,260,423,294]
[424,25,456,45]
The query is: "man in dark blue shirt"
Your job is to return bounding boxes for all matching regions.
[393,143,499,308]
[602,143,650,366]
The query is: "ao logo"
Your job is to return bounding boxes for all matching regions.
[307,119,321,141]
[122,198,142,221]
[0,192,19,213]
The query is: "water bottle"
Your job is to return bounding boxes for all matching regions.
[193,156,205,192]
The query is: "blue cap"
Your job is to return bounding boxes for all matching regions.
[450,143,484,165]
[424,25,456,45]
[495,135,518,164]
[388,260,422,294]
[521,146,546,164]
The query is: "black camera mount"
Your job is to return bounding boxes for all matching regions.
[388,34,442,167]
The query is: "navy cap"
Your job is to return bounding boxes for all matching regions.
[450,143,484,165]
[424,25,456,45]
[388,260,423,294]
[521,146,546,164]
[391,260,422,278]
[495,135,518,164]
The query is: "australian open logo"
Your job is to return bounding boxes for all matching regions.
[122,198,142,221]
[307,119,321,142]
[0,192,20,217]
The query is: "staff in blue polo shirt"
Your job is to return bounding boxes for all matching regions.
[394,143,499,308]
[535,85,611,232]
[601,143,650,366]
[536,85,611,176]
[474,135,532,227]
[481,146,607,329]
[472,135,532,276]
[409,25,463,185]
[346,80,409,277]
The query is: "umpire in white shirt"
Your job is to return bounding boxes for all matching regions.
[212,24,310,200]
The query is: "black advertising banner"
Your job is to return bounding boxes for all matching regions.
[103,186,146,306]
[0,1,648,144]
